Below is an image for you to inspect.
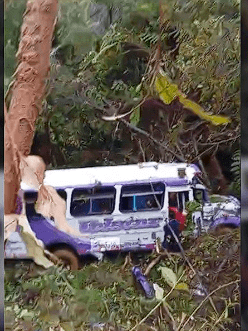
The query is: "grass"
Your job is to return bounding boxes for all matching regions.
[5,229,240,331]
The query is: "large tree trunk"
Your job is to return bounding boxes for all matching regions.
[4,0,58,214]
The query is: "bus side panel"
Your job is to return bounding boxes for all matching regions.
[28,215,91,254]
[75,214,165,252]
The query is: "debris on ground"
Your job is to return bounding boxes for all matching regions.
[5,229,240,331]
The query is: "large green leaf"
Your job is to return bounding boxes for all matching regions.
[130,106,140,126]
[155,74,179,104]
[158,266,177,288]
[155,72,231,126]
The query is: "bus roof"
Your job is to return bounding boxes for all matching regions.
[21,162,200,190]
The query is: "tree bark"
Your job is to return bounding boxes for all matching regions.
[4,0,58,214]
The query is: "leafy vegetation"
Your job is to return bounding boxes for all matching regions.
[5,0,240,192]
[4,0,240,329]
[5,230,240,330]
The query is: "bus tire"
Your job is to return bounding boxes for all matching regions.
[52,248,79,270]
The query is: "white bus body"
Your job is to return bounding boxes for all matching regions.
[21,162,205,254]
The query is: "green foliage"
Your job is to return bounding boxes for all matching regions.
[4,0,27,93]
[56,0,95,60]
[79,23,148,91]
[184,200,202,235]
[158,265,177,287]
[163,0,240,120]
[4,1,241,329]
[5,230,240,330]
[130,106,141,125]
[94,0,159,23]
[4,0,240,175]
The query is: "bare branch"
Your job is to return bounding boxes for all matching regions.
[178,279,240,331]
[120,119,185,162]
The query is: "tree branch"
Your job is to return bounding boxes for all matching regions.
[120,119,185,162]
[178,279,240,331]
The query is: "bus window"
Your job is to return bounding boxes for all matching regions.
[168,191,189,211]
[194,189,203,202]
[24,192,38,218]
[193,188,210,203]
[169,192,177,207]
[70,187,115,216]
[57,189,67,201]
[120,182,165,212]
[24,191,38,203]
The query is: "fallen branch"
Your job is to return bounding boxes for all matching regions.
[144,255,163,277]
[4,216,19,241]
[120,119,185,162]
[101,97,147,121]
[210,304,232,331]
[165,220,218,315]
[144,252,171,277]
[161,302,177,331]
[121,253,132,272]
[178,279,240,331]
[192,137,212,188]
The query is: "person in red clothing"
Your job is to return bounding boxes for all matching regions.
[169,206,187,232]
[163,199,187,251]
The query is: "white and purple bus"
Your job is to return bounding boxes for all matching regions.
[5,162,240,269]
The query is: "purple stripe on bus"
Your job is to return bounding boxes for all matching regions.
[120,244,155,251]
[28,215,91,254]
[191,164,201,172]
[145,243,156,249]
[210,216,240,229]
[79,217,162,233]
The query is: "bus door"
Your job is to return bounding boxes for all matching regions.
[168,191,189,231]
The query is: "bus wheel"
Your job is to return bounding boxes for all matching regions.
[52,249,79,270]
